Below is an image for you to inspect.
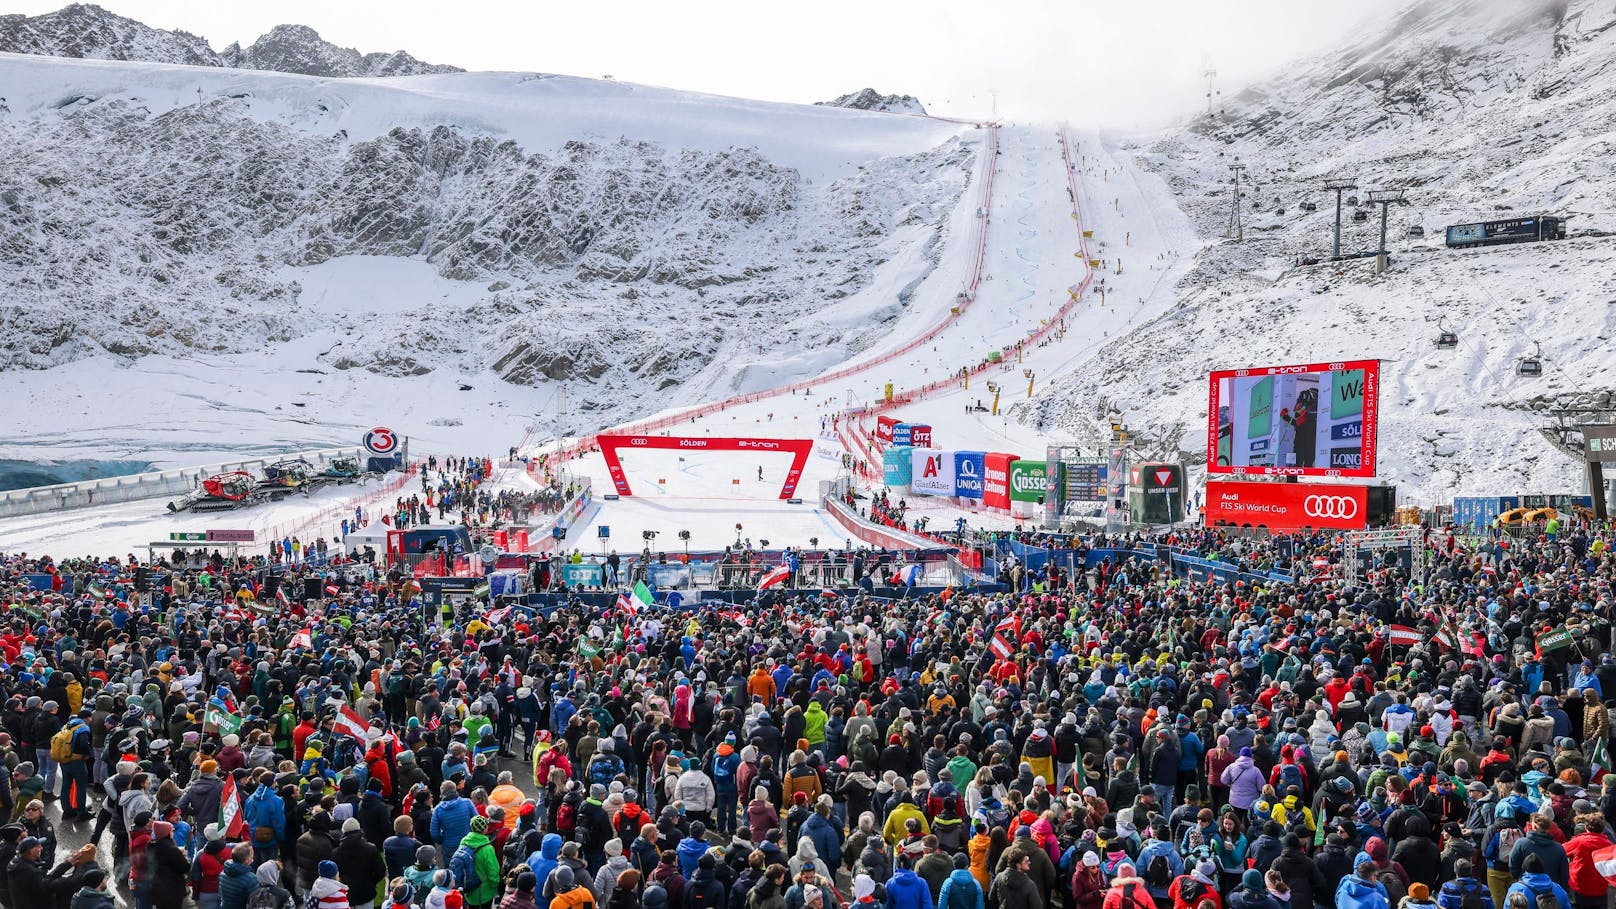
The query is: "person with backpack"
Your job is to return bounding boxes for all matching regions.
[684,854,726,909]
[219,844,261,909]
[712,737,742,836]
[1101,862,1152,909]
[450,816,501,909]
[1484,808,1529,909]
[1437,860,1495,909]
[1135,824,1183,909]
[1505,855,1571,909]
[1168,862,1221,909]
[247,862,293,909]
[1507,818,1569,893]
[938,854,983,909]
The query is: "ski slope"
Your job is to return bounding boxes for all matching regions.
[550,124,1202,541]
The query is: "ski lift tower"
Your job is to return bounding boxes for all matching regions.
[1324,179,1358,260]
[1366,189,1407,274]
[1226,162,1247,241]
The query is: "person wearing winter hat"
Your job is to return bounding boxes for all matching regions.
[310,861,350,909]
[451,814,500,909]
[1400,882,1438,909]
[549,867,595,909]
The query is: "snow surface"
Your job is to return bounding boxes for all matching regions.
[2,0,1608,558]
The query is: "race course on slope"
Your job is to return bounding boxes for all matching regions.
[545,124,1202,545]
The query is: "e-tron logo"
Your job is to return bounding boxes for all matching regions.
[1304,495,1358,519]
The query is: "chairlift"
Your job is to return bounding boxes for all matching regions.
[1347,195,1360,206]
[1517,341,1543,377]
[1407,225,1425,238]
[1300,202,1318,212]
[1352,210,1369,222]
[1276,208,1285,216]
[1435,330,1457,350]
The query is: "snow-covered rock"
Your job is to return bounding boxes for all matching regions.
[0,56,974,428]
[819,89,927,116]
[0,4,459,76]
[1035,0,1616,503]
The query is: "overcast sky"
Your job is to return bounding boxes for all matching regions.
[19,0,1408,126]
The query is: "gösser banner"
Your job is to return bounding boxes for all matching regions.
[596,435,811,499]
[910,448,955,496]
[1203,479,1368,531]
[1009,459,1048,503]
[1207,359,1380,479]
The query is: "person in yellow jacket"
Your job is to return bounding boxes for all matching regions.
[883,792,929,846]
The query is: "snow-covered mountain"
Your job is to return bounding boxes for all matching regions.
[0,55,974,465]
[819,89,927,116]
[0,4,459,76]
[1035,0,1616,503]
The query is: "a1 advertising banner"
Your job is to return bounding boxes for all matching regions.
[882,446,913,486]
[1008,459,1048,503]
[983,452,1017,510]
[954,451,986,499]
[909,425,933,448]
[910,448,955,496]
[1207,358,1379,479]
[876,416,900,443]
[1203,480,1369,531]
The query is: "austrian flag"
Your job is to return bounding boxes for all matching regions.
[1387,625,1422,647]
[989,616,1019,659]
[334,705,369,740]
[757,565,792,591]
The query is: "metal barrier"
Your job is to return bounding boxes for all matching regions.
[0,447,367,519]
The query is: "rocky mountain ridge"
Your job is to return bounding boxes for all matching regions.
[0,4,459,76]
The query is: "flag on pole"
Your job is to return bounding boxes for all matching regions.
[219,773,245,840]
[1387,625,1421,647]
[85,581,105,599]
[617,581,654,617]
[206,705,243,737]
[275,586,290,607]
[758,565,792,591]
[1433,625,1461,651]
[1591,735,1610,783]
[333,705,369,740]
[989,616,1018,659]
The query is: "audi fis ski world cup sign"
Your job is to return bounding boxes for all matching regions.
[363,426,399,456]
[1207,359,1380,479]
[1202,480,1369,531]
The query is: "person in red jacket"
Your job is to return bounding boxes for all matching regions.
[1561,815,1611,909]
[366,741,394,799]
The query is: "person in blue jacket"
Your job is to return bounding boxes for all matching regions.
[430,781,475,858]
[242,778,286,862]
[1336,862,1390,909]
[1505,854,1571,909]
[884,859,934,909]
[936,855,983,909]
[1437,860,1494,909]
[526,834,563,904]
[677,822,710,879]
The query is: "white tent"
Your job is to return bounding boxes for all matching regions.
[341,523,390,553]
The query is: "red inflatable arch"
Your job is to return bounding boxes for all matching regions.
[596,435,813,499]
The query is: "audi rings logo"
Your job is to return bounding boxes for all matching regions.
[1304,495,1358,519]
[629,438,648,446]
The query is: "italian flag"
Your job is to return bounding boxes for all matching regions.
[275,586,290,607]
[219,773,245,840]
[1434,625,1461,651]
[334,704,369,740]
[617,582,653,617]
[1591,736,1610,783]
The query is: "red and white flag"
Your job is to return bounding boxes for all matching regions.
[1387,625,1422,647]
[757,565,791,591]
[989,616,1019,659]
[291,627,313,649]
[219,773,245,840]
[334,705,369,740]
[1592,843,1616,885]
